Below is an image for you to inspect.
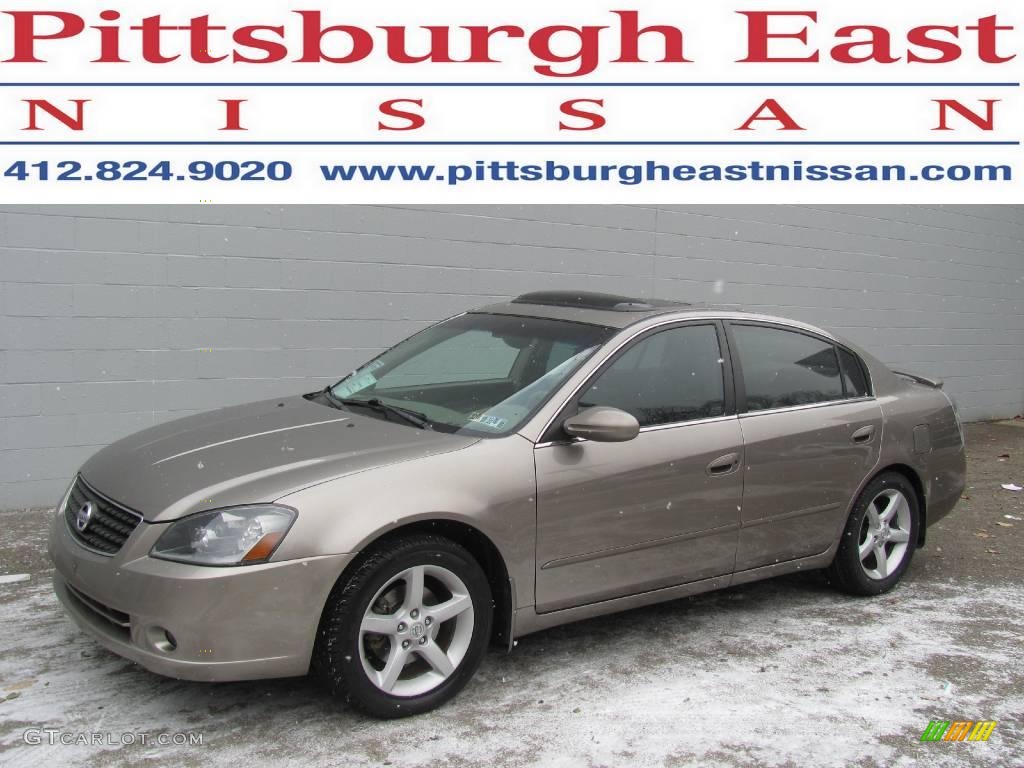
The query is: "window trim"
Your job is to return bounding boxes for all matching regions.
[724,320,875,417]
[538,319,736,444]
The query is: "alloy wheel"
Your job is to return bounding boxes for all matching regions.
[858,489,913,580]
[358,564,475,697]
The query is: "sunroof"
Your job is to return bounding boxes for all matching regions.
[511,291,687,312]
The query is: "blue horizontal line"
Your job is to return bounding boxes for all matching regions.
[0,81,1017,88]
[0,141,1017,146]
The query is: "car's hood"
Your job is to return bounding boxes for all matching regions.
[79,395,477,522]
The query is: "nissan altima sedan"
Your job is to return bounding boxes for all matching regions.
[49,291,966,717]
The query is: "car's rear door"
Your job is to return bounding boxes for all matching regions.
[533,321,744,613]
[726,322,883,572]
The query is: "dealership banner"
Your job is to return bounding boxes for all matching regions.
[0,0,1020,203]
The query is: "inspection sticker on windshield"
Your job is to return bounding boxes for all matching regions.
[334,371,377,398]
[471,415,508,430]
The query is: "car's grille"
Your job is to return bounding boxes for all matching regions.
[65,583,131,639]
[64,476,143,555]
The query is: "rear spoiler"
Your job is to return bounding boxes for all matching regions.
[892,370,944,389]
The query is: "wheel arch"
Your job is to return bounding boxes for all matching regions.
[322,519,515,650]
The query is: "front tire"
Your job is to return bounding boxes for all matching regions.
[827,473,920,596]
[312,535,492,718]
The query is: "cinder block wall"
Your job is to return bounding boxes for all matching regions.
[1,205,1022,508]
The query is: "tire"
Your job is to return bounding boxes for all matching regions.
[827,472,921,597]
[312,534,492,718]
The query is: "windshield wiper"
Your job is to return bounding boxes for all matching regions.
[335,396,432,430]
[320,386,346,410]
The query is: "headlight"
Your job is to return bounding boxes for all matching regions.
[56,477,76,520]
[151,505,296,566]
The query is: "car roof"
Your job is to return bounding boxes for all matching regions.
[474,291,822,334]
[474,291,691,329]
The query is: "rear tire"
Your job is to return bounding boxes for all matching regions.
[312,535,492,718]
[827,473,920,596]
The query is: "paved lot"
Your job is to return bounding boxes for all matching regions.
[0,422,1022,767]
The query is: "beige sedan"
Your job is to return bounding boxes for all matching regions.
[50,291,966,717]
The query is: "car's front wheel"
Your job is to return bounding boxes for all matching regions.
[827,472,920,596]
[313,534,492,718]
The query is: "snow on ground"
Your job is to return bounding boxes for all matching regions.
[0,568,1021,768]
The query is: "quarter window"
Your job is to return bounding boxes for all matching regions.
[732,325,844,412]
[578,325,726,427]
[838,347,870,398]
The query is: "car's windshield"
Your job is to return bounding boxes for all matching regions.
[329,313,615,436]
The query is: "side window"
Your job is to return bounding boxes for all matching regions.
[838,347,870,397]
[732,325,843,412]
[377,330,520,388]
[578,325,726,427]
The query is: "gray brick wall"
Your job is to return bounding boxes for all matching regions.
[1,204,1022,509]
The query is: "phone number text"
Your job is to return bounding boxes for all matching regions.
[3,160,292,182]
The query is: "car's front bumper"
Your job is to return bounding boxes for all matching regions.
[49,508,353,682]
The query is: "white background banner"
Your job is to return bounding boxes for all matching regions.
[0,0,1019,202]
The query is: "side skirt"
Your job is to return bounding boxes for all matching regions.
[510,545,837,640]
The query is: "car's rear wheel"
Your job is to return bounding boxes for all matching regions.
[312,535,492,718]
[827,473,920,596]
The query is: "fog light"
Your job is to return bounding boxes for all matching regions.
[146,626,177,653]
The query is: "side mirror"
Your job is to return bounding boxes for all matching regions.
[562,407,640,443]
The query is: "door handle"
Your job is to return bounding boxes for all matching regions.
[706,453,740,476]
[851,425,876,444]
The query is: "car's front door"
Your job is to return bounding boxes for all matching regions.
[727,322,884,572]
[533,322,744,613]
